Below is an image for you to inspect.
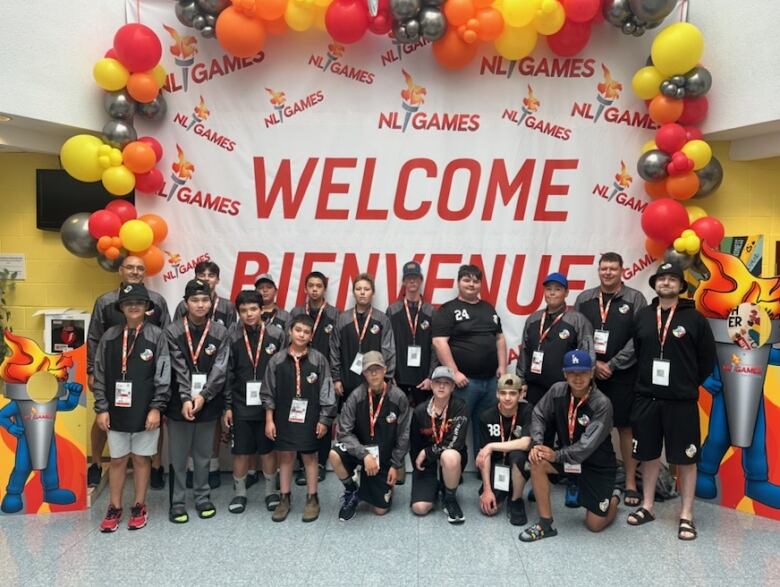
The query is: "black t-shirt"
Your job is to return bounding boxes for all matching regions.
[432,298,502,378]
[479,402,533,464]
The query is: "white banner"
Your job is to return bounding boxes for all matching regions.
[132,0,659,362]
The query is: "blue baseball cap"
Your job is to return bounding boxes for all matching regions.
[562,350,593,372]
[543,272,568,289]
[402,261,423,279]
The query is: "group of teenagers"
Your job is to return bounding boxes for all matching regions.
[86,250,716,543]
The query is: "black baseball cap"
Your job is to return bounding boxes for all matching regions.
[115,283,151,311]
[184,279,211,300]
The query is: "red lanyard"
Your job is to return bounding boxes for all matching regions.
[368,383,387,439]
[290,350,306,397]
[499,409,517,443]
[598,289,620,327]
[403,298,421,343]
[210,296,221,320]
[656,304,677,359]
[538,311,565,349]
[567,390,590,443]
[353,307,373,350]
[243,322,266,379]
[121,324,143,378]
[183,316,212,372]
[306,301,327,338]
[430,401,449,444]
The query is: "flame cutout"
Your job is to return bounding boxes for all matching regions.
[265,88,287,107]
[172,144,195,181]
[327,43,345,58]
[401,69,426,107]
[0,332,73,383]
[163,24,198,59]
[194,96,210,120]
[695,245,780,319]
[732,354,741,365]
[164,251,182,265]
[597,64,622,100]
[615,160,633,189]
[522,85,540,112]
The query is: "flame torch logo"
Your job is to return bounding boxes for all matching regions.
[518,85,540,126]
[322,43,345,71]
[400,69,426,133]
[164,251,182,274]
[168,144,195,201]
[163,25,198,92]
[608,160,633,201]
[265,88,287,123]
[187,95,210,131]
[594,64,623,122]
[0,332,72,384]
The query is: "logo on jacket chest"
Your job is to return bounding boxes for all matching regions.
[306,372,318,384]
[672,326,686,338]
[370,324,381,335]
[204,343,217,356]
[558,328,571,340]
[140,349,154,361]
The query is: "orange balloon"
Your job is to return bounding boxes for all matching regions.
[644,180,669,200]
[432,29,478,70]
[140,245,165,276]
[645,238,667,260]
[122,141,156,174]
[255,0,287,20]
[97,236,112,252]
[476,8,504,42]
[126,72,160,103]
[649,95,684,125]
[444,0,476,27]
[216,6,267,58]
[138,214,169,245]
[666,172,700,200]
[105,247,121,261]
[111,236,123,248]
[473,0,492,7]
[265,16,288,35]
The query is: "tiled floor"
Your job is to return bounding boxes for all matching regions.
[2,472,780,586]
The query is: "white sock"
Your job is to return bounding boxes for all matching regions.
[187,457,194,471]
[248,469,257,476]
[264,472,278,496]
[209,458,219,472]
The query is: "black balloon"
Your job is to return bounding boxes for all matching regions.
[694,157,724,198]
[637,149,671,182]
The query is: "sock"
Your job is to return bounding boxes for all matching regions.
[209,458,219,472]
[233,475,247,497]
[341,477,358,492]
[539,516,554,529]
[248,469,257,477]
[264,473,278,496]
[187,457,194,471]
[444,487,457,498]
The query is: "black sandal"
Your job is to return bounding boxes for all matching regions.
[624,489,641,507]
[627,507,655,526]
[678,518,697,541]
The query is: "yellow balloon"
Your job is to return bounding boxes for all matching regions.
[119,219,154,253]
[314,0,332,7]
[681,139,712,170]
[494,25,538,60]
[93,58,130,91]
[685,205,707,223]
[651,23,704,76]
[641,140,657,154]
[102,165,136,196]
[502,0,536,28]
[313,5,327,31]
[631,66,664,100]
[285,2,315,31]
[150,64,167,88]
[60,134,104,182]
[532,0,564,35]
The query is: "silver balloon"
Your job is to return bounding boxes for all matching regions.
[632,24,646,36]
[197,0,229,14]
[621,20,636,34]
[637,149,671,182]
[175,0,199,27]
[138,95,168,121]
[204,14,216,26]
[660,80,677,97]
[663,247,694,270]
[192,14,207,30]
[391,0,422,20]
[201,25,216,38]
[674,87,685,99]
[419,8,446,41]
[97,250,127,272]
[102,119,137,149]
[689,255,711,281]
[694,157,723,198]
[60,213,98,258]
[670,75,686,86]
[393,19,421,44]
[685,67,712,97]
[424,0,445,6]
[104,90,137,121]
[603,0,632,27]
[628,0,676,22]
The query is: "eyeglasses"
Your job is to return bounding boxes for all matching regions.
[121,265,146,272]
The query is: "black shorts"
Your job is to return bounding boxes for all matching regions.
[553,462,617,517]
[410,449,467,504]
[598,378,635,428]
[231,419,274,456]
[631,396,700,464]
[479,451,530,499]
[332,445,393,510]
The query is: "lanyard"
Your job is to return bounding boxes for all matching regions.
[306,301,327,338]
[243,322,266,379]
[262,308,277,325]
[656,304,677,359]
[121,324,143,378]
[498,408,518,443]
[597,289,620,327]
[538,311,565,349]
[290,350,306,397]
[353,307,373,351]
[210,296,221,320]
[368,382,387,439]
[430,401,449,444]
[183,316,212,372]
[403,298,421,343]
[567,390,590,443]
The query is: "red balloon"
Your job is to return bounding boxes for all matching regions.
[562,0,600,23]
[547,20,591,57]
[88,210,122,239]
[135,168,164,193]
[369,0,392,35]
[678,96,709,126]
[113,24,163,72]
[325,0,370,44]
[655,123,687,154]
[640,198,690,245]
[104,48,118,59]
[105,199,137,223]
[684,126,703,141]
[138,136,163,162]
[691,216,725,248]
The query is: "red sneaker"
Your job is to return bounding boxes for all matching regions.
[127,502,148,530]
[100,504,123,533]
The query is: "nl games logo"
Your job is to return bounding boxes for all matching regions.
[173,96,237,152]
[162,250,212,283]
[480,56,597,79]
[162,24,264,93]
[592,161,647,213]
[263,87,325,128]
[307,43,375,85]
[570,64,657,129]
[721,353,764,376]
[380,37,430,67]
[378,70,480,132]
[501,85,572,141]
[156,144,241,216]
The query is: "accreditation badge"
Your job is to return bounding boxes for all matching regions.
[115,381,133,408]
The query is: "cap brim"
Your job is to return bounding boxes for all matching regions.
[649,273,688,294]
[362,362,386,373]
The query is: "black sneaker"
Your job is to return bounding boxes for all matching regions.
[318,464,326,482]
[338,489,359,521]
[509,497,527,526]
[87,464,102,488]
[208,470,221,489]
[186,470,193,489]
[150,466,165,490]
[295,469,307,486]
[246,472,260,489]
[443,493,465,524]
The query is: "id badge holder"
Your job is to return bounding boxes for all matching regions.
[115,381,133,408]
[493,464,511,492]
[350,352,364,375]
[246,380,262,406]
[531,350,544,374]
[407,345,422,367]
[594,329,610,354]
[366,444,380,468]
[652,358,670,387]
[564,462,582,474]
[191,373,207,396]
[289,398,309,423]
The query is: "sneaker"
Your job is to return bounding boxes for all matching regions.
[302,493,320,523]
[318,464,326,483]
[208,470,221,489]
[127,503,148,530]
[169,503,189,524]
[186,470,193,489]
[265,492,281,511]
[443,493,465,524]
[246,472,260,489]
[338,489,359,521]
[295,469,307,487]
[196,500,217,519]
[272,494,291,522]
[228,495,247,514]
[100,504,122,533]
[508,497,527,526]
[150,467,165,490]
[87,464,102,488]
[565,484,580,508]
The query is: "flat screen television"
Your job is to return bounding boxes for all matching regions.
[36,169,134,231]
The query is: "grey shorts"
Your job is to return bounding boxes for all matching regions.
[107,428,160,458]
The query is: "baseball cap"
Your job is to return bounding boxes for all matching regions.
[497,373,522,391]
[361,351,386,373]
[402,261,423,279]
[184,279,211,300]
[543,272,569,289]
[430,366,456,382]
[649,261,688,293]
[562,350,593,373]
[115,283,151,311]
[254,273,276,288]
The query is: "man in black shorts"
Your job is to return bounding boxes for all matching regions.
[520,350,619,542]
[329,351,410,521]
[628,262,715,541]
[575,252,647,506]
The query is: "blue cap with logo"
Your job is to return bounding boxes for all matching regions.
[562,350,593,372]
[543,272,569,289]
[402,261,423,279]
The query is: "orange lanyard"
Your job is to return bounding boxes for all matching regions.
[243,322,266,379]
[403,298,421,343]
[368,383,387,439]
[290,350,306,397]
[499,409,518,443]
[430,402,449,444]
[598,289,620,327]
[121,324,143,378]
[567,390,590,443]
[656,304,677,359]
[353,307,373,350]
[183,316,211,372]
[306,301,327,338]
[538,311,565,349]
